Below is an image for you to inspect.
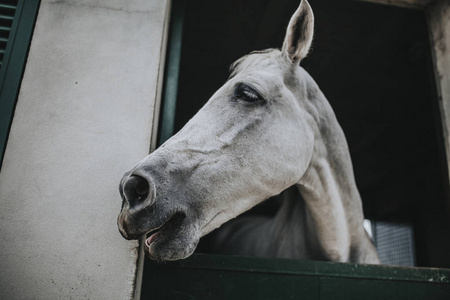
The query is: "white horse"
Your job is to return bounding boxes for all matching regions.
[117,0,379,264]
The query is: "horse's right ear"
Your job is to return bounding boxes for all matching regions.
[282,0,314,64]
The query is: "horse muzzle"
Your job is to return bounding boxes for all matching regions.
[117,172,157,240]
[117,167,200,260]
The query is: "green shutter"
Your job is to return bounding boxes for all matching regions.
[0,0,40,167]
[0,1,17,68]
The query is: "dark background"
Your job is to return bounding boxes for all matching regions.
[169,0,450,268]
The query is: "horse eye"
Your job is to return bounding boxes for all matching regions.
[242,90,259,101]
[233,83,263,103]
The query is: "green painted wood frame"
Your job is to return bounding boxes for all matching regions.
[143,253,450,299]
[158,0,184,146]
[0,0,41,168]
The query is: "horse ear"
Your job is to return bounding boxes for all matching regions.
[282,0,314,63]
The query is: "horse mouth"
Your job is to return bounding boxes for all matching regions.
[144,212,189,258]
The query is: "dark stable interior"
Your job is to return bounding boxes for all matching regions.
[167,0,450,268]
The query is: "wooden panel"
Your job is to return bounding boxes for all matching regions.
[145,261,319,299]
[321,277,450,300]
[141,254,450,299]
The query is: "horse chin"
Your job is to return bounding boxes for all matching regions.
[144,213,200,261]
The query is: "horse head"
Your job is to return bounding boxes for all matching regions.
[117,0,379,264]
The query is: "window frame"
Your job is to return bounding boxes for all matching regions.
[140,0,450,298]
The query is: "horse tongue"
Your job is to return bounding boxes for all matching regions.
[145,232,161,248]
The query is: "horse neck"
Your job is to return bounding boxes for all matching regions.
[294,77,368,262]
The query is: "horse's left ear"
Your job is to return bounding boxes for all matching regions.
[282,0,314,63]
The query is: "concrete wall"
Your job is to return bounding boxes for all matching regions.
[0,0,169,299]
[427,0,450,182]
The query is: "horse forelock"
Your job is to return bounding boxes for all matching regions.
[229,48,284,78]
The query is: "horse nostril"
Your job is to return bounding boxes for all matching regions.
[123,175,150,205]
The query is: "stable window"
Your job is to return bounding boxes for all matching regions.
[141,0,450,298]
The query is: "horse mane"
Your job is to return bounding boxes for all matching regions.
[229,48,279,78]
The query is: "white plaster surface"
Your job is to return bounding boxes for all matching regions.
[0,0,168,298]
